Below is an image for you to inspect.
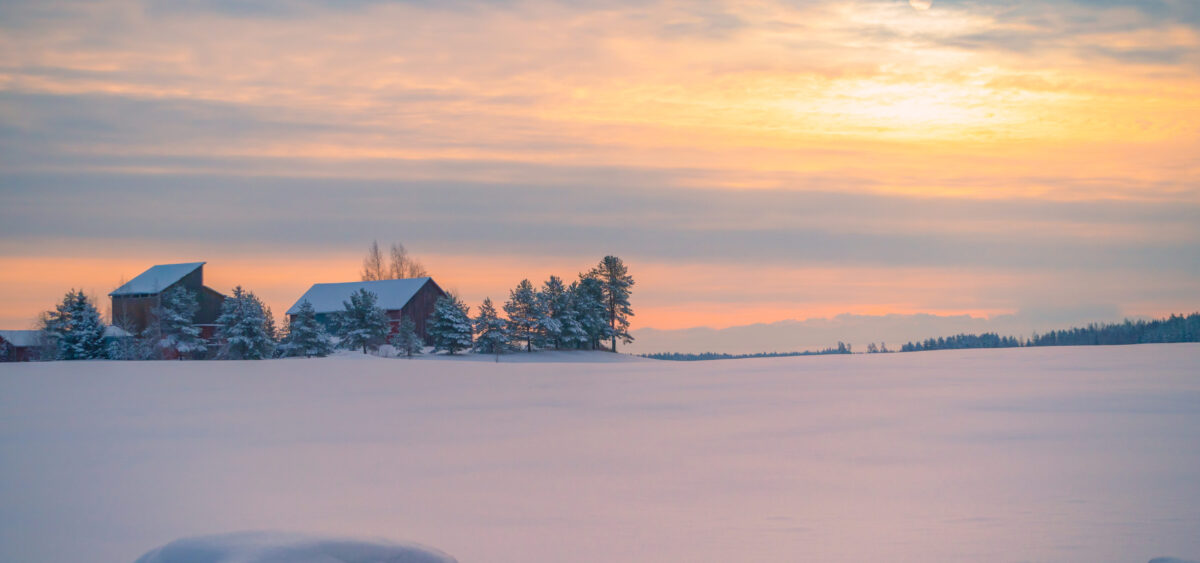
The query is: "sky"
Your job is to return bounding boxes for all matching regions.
[0,0,1197,350]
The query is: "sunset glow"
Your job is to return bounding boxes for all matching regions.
[1,0,1198,350]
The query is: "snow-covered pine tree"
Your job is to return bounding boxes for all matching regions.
[558,281,590,349]
[390,316,423,358]
[41,289,108,360]
[533,276,567,349]
[262,304,278,343]
[588,255,635,352]
[153,286,204,360]
[337,288,390,354]
[572,275,611,350]
[504,279,538,352]
[473,297,509,355]
[429,294,473,355]
[279,300,333,357]
[215,286,275,360]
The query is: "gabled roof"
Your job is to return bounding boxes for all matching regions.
[110,262,205,296]
[0,329,42,348]
[287,277,435,315]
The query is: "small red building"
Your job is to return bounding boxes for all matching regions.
[0,330,43,362]
[286,277,446,343]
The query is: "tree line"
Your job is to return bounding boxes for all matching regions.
[336,254,635,357]
[899,313,1200,352]
[642,342,855,361]
[29,255,634,361]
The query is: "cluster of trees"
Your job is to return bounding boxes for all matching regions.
[396,255,635,356]
[643,342,854,361]
[899,333,1021,352]
[1028,314,1200,346]
[361,240,427,281]
[41,285,290,361]
[39,289,107,360]
[900,313,1200,352]
[331,255,635,357]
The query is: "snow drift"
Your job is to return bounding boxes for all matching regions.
[133,531,456,563]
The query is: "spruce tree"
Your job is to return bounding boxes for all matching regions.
[429,294,473,355]
[473,297,509,355]
[262,304,278,343]
[390,316,424,358]
[504,279,538,352]
[153,286,205,360]
[42,289,108,360]
[337,288,390,354]
[573,276,611,350]
[559,281,590,349]
[279,300,333,357]
[588,255,634,352]
[534,276,567,349]
[216,286,275,360]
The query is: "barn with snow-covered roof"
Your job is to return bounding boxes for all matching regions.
[0,330,44,362]
[286,277,446,343]
[109,262,226,336]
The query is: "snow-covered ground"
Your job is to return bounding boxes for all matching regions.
[1,345,1198,563]
[133,531,456,563]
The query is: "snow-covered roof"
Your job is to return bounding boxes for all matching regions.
[0,329,42,347]
[104,325,133,338]
[110,262,205,296]
[287,278,434,315]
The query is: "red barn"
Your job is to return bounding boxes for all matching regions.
[109,262,226,339]
[0,330,43,362]
[286,277,446,343]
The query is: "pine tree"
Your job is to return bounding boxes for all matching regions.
[429,294,473,355]
[42,289,108,360]
[473,297,510,355]
[153,286,204,359]
[558,282,590,349]
[534,276,567,349]
[390,316,424,358]
[588,255,634,352]
[216,286,275,360]
[337,288,390,354]
[573,276,611,350]
[504,279,538,352]
[278,300,333,357]
[262,304,278,343]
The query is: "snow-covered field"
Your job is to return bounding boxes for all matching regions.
[2,345,1198,563]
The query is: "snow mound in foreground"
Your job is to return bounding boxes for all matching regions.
[133,531,457,563]
[1149,558,1200,563]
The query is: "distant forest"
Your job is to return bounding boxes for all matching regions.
[641,342,853,361]
[644,313,1200,361]
[900,312,1200,352]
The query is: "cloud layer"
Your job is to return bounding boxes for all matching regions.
[1,0,1197,343]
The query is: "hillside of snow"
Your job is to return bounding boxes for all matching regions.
[1,344,1198,563]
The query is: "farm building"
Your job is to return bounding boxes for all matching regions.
[286,277,446,343]
[0,330,44,362]
[109,262,226,338]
